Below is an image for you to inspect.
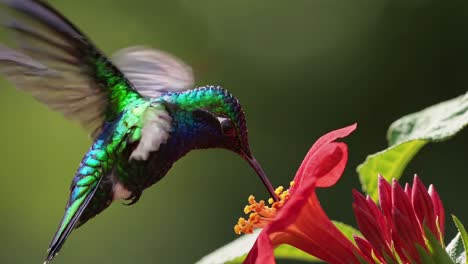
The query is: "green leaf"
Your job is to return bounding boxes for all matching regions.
[449,215,468,264]
[274,245,319,262]
[417,244,437,264]
[421,226,455,264]
[358,140,426,201]
[196,221,361,264]
[223,245,320,264]
[333,220,363,245]
[357,92,468,200]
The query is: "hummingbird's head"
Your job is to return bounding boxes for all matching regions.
[163,86,278,200]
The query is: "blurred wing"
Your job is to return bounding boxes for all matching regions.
[0,0,139,137]
[112,46,194,98]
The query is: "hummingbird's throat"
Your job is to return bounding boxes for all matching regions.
[234,182,294,235]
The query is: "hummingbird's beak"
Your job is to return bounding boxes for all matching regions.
[245,156,279,202]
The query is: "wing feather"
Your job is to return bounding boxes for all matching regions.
[0,0,139,137]
[112,46,195,98]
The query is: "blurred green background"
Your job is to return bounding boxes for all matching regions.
[0,0,467,263]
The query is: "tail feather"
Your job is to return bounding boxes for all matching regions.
[44,118,129,263]
[44,176,103,263]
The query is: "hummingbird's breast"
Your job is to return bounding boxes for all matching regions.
[113,130,190,203]
[113,105,225,203]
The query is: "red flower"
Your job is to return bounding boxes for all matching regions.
[352,175,445,263]
[234,124,446,264]
[235,124,368,264]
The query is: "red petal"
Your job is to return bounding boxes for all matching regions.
[298,142,348,189]
[243,232,276,264]
[404,183,412,200]
[378,175,393,227]
[273,143,348,231]
[294,123,356,188]
[266,144,367,264]
[411,175,437,239]
[392,180,427,263]
[244,125,360,264]
[354,236,384,264]
[352,190,392,257]
[428,185,445,239]
[270,191,365,264]
[365,195,393,247]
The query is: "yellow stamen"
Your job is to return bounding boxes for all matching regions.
[234,181,294,235]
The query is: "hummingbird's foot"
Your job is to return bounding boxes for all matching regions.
[234,181,294,235]
[123,190,142,206]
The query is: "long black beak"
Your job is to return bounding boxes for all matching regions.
[245,156,279,202]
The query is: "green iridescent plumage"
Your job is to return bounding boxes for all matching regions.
[49,101,147,258]
[166,88,238,119]
[0,0,277,263]
[93,56,141,120]
[163,87,250,153]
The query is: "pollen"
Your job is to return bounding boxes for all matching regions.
[234,181,294,235]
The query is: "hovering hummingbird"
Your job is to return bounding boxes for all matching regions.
[0,0,278,262]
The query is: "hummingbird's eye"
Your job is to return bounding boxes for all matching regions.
[221,119,236,137]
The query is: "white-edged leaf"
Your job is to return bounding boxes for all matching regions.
[450,215,468,264]
[447,233,466,264]
[196,230,261,264]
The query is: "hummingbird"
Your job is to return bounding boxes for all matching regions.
[0,0,278,262]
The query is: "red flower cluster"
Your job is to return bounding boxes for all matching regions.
[352,175,445,263]
[235,124,446,264]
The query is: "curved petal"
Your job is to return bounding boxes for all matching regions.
[273,191,364,264]
[354,236,384,264]
[294,123,356,188]
[274,143,348,231]
[392,181,426,263]
[428,184,445,239]
[243,232,275,264]
[411,175,437,238]
[270,144,366,263]
[352,190,393,258]
[242,125,361,264]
